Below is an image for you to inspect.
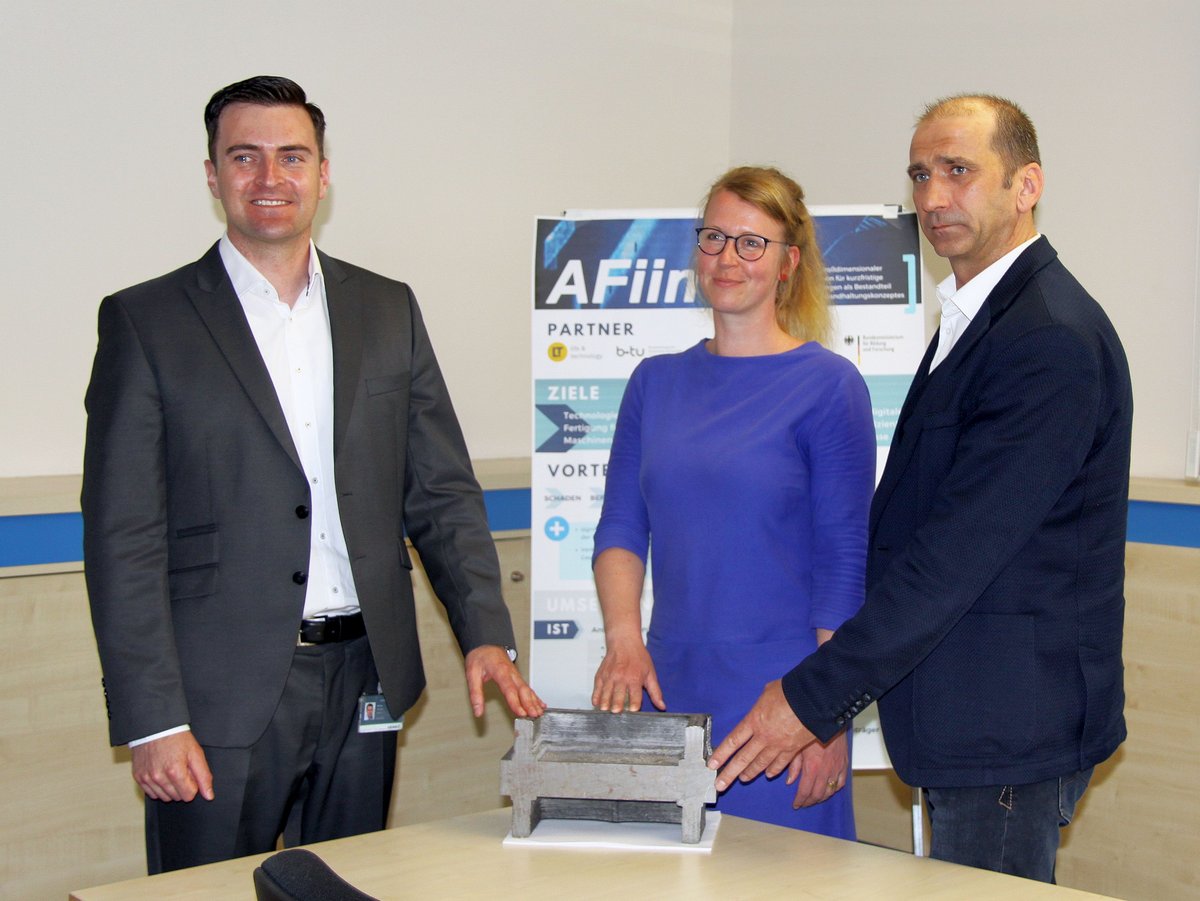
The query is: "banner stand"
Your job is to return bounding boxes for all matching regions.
[529,206,926,849]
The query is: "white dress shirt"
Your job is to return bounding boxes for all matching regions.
[219,235,360,620]
[928,234,1041,372]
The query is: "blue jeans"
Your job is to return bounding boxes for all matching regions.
[924,769,1093,883]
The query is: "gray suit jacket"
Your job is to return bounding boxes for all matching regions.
[83,243,514,748]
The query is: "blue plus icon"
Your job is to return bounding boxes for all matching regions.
[544,516,570,541]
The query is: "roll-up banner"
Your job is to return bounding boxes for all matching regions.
[530,206,923,769]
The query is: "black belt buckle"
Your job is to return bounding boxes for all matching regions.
[299,612,364,645]
[323,616,345,642]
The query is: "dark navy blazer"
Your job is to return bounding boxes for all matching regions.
[783,237,1132,787]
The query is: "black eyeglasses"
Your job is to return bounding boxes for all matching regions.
[695,227,791,262]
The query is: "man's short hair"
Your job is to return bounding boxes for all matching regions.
[204,75,326,163]
[918,93,1040,187]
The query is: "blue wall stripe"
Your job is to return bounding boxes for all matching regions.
[0,489,535,569]
[1,494,1196,569]
[482,488,533,533]
[0,512,85,568]
[1125,500,1200,549]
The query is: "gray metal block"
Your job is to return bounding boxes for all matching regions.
[500,708,717,844]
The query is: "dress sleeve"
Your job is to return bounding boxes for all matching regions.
[803,364,876,631]
[592,363,651,565]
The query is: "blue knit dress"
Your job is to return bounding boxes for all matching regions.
[593,339,875,837]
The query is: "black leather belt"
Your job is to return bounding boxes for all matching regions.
[298,612,365,645]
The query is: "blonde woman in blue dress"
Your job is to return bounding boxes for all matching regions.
[591,166,875,836]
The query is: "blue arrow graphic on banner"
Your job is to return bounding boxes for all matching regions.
[534,620,580,640]
[536,404,591,452]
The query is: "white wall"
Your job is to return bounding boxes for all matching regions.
[729,0,1200,478]
[3,0,1196,478]
[0,0,732,475]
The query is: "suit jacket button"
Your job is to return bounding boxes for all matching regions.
[295,505,310,519]
[292,571,308,585]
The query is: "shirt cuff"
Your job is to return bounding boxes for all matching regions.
[128,724,190,747]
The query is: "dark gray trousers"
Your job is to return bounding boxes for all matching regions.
[145,636,397,873]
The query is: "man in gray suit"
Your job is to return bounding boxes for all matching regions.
[82,75,544,873]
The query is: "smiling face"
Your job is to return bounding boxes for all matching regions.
[697,189,799,325]
[907,109,1042,286]
[204,102,329,259]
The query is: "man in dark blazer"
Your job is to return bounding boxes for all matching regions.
[82,76,543,873]
[708,94,1131,882]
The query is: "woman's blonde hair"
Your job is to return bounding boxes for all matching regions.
[701,166,831,345]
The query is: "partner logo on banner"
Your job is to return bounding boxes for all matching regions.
[529,207,926,771]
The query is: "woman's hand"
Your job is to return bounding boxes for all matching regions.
[592,637,665,712]
[591,548,662,713]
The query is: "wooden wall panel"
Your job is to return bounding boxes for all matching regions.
[1054,543,1200,899]
[4,538,1196,899]
[849,543,1200,901]
[0,570,143,899]
[387,538,529,826]
[0,539,531,900]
